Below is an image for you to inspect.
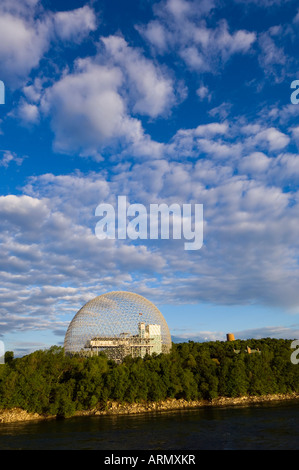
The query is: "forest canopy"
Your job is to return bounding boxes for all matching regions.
[0,338,298,418]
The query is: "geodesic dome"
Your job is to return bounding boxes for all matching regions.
[64,291,172,361]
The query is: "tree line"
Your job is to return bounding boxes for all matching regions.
[0,338,298,418]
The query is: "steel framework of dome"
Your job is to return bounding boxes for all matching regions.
[64,291,172,362]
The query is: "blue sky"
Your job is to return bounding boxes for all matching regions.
[1,0,299,356]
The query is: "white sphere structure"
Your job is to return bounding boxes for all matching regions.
[64,291,172,362]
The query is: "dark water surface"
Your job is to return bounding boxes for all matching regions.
[0,400,298,450]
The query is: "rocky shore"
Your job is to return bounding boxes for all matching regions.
[1,392,299,424]
[0,408,45,424]
[80,393,299,416]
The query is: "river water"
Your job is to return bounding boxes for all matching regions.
[0,400,298,450]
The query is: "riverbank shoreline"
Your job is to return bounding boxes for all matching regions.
[1,393,299,424]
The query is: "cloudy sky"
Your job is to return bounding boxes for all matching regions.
[1,0,299,355]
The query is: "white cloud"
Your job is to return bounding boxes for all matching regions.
[0,151,25,168]
[102,35,176,118]
[208,102,232,120]
[0,3,97,88]
[194,122,229,137]
[0,195,49,229]
[0,0,40,15]
[53,6,97,43]
[209,20,256,62]
[233,326,299,341]
[258,30,288,83]
[164,0,193,18]
[38,35,176,157]
[238,152,271,174]
[294,9,299,23]
[138,2,256,73]
[16,100,40,125]
[290,126,299,150]
[2,122,299,345]
[0,12,50,87]
[172,324,299,342]
[196,84,211,101]
[234,0,291,6]
[136,20,168,53]
[41,58,142,155]
[180,46,207,71]
[168,121,241,160]
[250,127,290,151]
[0,188,169,339]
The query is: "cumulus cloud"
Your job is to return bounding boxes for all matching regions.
[15,100,40,125]
[249,127,290,151]
[138,0,256,72]
[0,187,168,340]
[1,121,299,345]
[167,120,291,161]
[238,152,271,175]
[0,2,97,87]
[196,84,211,101]
[258,29,288,83]
[41,59,141,156]
[39,35,177,157]
[1,113,296,333]
[180,21,256,71]
[102,35,176,118]
[0,151,25,168]
[53,6,97,43]
[0,195,50,230]
[0,11,49,87]
[11,113,298,314]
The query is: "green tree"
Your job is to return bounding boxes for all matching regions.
[224,354,249,397]
[4,351,14,364]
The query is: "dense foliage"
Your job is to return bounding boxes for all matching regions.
[0,338,298,418]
